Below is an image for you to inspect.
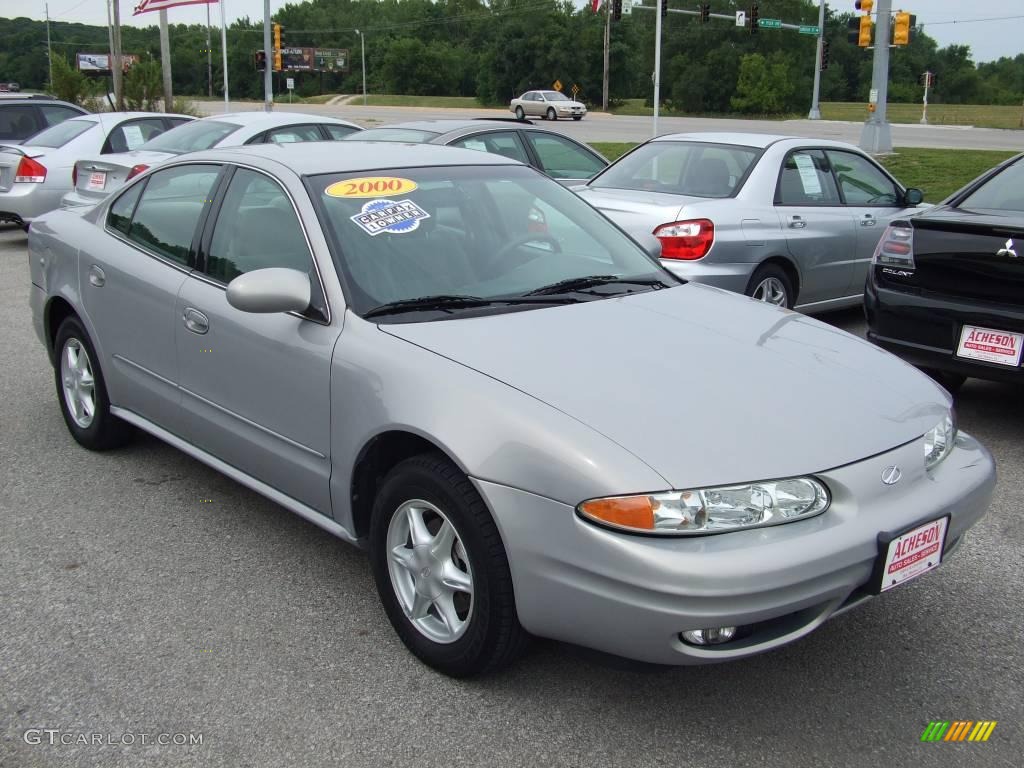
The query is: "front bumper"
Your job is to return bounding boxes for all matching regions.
[865,274,1024,383]
[475,432,994,665]
[0,183,67,226]
[659,258,756,296]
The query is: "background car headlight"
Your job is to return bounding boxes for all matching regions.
[924,412,957,470]
[577,477,830,536]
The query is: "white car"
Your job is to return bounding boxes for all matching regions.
[61,111,362,210]
[509,90,586,121]
[0,111,190,228]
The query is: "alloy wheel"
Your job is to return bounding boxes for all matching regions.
[752,276,788,306]
[61,337,96,428]
[386,499,474,644]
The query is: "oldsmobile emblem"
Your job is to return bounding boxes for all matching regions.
[996,239,1018,258]
[881,465,902,485]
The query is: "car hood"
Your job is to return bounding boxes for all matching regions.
[381,284,949,490]
[577,186,700,256]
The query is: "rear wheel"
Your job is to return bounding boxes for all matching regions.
[369,452,528,677]
[54,316,132,450]
[546,107,557,121]
[747,263,795,309]
[514,106,525,121]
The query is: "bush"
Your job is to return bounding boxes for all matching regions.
[49,56,99,106]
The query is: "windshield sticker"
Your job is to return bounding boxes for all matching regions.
[122,124,146,150]
[350,198,430,236]
[326,176,418,198]
[793,154,822,195]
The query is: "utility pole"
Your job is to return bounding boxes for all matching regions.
[263,0,273,111]
[355,29,366,106]
[602,2,610,111]
[45,3,53,89]
[111,0,124,110]
[206,2,213,98]
[859,0,893,152]
[159,9,173,111]
[808,1,826,119]
[652,0,663,136]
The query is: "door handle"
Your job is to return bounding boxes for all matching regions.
[860,215,877,227]
[88,265,105,287]
[788,216,806,229]
[183,307,209,335]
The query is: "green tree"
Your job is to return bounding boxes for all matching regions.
[731,52,796,114]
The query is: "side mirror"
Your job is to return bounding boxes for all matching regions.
[904,188,924,206]
[226,267,311,314]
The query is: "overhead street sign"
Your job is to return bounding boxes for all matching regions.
[758,18,782,29]
[799,25,820,35]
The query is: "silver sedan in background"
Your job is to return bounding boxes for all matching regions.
[510,90,587,121]
[0,111,190,228]
[576,133,925,311]
[29,142,993,677]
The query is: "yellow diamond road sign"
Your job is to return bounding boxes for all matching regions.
[552,79,563,92]
[571,84,580,96]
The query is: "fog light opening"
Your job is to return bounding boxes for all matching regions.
[681,626,738,646]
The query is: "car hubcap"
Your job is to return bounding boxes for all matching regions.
[752,277,788,306]
[61,338,96,428]
[386,499,474,644]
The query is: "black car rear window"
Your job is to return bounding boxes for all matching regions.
[959,158,1024,213]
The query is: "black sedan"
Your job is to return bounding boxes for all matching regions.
[865,153,1024,389]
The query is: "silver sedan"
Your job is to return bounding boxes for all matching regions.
[29,142,993,676]
[576,133,925,311]
[510,90,586,121]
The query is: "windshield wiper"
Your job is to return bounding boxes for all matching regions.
[523,275,669,297]
[363,294,580,319]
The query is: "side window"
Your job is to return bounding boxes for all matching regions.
[262,124,326,144]
[0,105,41,141]
[826,150,900,205]
[524,133,606,179]
[105,119,167,154]
[323,124,358,140]
[39,105,82,128]
[205,168,312,283]
[450,131,530,165]
[127,165,220,267]
[107,182,144,235]
[777,149,841,205]
[166,117,192,129]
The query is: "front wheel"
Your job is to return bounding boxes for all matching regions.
[746,264,795,309]
[546,107,557,121]
[514,106,525,121]
[369,453,528,677]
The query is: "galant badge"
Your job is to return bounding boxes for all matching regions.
[881,465,902,485]
[996,239,1018,258]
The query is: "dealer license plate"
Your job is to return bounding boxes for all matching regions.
[956,324,1023,367]
[87,171,106,191]
[877,517,948,593]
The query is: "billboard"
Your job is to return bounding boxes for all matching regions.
[76,53,140,75]
[268,47,348,72]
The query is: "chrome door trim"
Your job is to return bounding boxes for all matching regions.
[178,385,327,459]
[110,406,356,544]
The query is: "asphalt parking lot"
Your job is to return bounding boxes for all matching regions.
[1,222,1020,768]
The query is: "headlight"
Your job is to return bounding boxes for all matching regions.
[924,411,957,470]
[577,477,830,536]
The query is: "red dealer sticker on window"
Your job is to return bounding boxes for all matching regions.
[956,324,1024,367]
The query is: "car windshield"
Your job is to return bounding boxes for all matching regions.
[310,164,675,320]
[344,128,441,143]
[959,158,1024,213]
[25,118,95,148]
[139,119,240,154]
[543,91,570,101]
[590,141,760,198]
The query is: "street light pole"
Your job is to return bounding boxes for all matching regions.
[355,29,366,106]
[808,1,826,120]
[45,3,53,89]
[859,0,893,152]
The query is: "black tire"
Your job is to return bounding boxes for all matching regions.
[546,107,557,121]
[746,263,796,309]
[53,316,132,450]
[514,106,525,120]
[921,368,967,394]
[369,452,528,677]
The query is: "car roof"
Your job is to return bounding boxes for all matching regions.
[359,119,555,137]
[651,132,861,151]
[0,96,83,107]
[200,111,359,129]
[184,140,520,175]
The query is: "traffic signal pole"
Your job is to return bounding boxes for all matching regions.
[859,0,893,152]
[808,1,827,119]
[263,0,273,112]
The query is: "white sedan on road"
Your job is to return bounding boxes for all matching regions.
[510,90,587,121]
[0,111,190,228]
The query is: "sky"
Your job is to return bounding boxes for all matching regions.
[3,0,1022,63]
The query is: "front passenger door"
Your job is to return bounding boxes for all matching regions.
[175,167,339,513]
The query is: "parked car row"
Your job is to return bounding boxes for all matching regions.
[26,122,1005,677]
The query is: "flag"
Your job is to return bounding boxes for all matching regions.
[591,0,602,11]
[134,0,218,15]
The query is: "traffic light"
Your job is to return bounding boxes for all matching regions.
[699,3,710,23]
[254,50,266,71]
[273,23,283,71]
[612,0,622,21]
[855,0,873,13]
[661,0,667,18]
[893,12,914,45]
[750,3,758,34]
[820,40,831,71]
[858,16,872,47]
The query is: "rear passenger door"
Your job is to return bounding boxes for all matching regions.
[175,166,338,513]
[774,148,856,306]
